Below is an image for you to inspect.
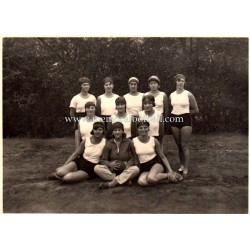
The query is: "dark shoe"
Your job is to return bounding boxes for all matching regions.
[125,180,133,187]
[99,182,110,189]
[48,173,63,181]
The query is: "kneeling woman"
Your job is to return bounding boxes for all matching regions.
[131,120,183,186]
[49,122,106,183]
[95,122,140,189]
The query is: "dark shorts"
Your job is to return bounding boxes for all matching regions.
[140,156,165,173]
[73,157,97,179]
[170,113,192,129]
[73,112,86,130]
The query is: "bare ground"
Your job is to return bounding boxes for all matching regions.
[2,133,248,213]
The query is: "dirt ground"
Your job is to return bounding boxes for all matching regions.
[2,133,248,213]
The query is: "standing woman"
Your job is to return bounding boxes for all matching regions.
[169,74,199,175]
[48,122,106,184]
[145,75,169,118]
[107,96,135,139]
[70,77,96,149]
[76,101,103,147]
[131,120,183,186]
[96,77,119,129]
[124,77,144,117]
[138,95,164,143]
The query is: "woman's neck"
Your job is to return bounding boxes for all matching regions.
[86,114,95,119]
[176,88,185,94]
[129,91,139,95]
[117,111,126,117]
[80,91,89,96]
[145,109,154,116]
[92,136,102,143]
[138,135,150,142]
[114,137,122,142]
[105,92,113,97]
[150,89,159,95]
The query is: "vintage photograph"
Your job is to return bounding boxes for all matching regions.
[2,37,248,213]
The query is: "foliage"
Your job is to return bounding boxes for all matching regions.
[2,37,248,137]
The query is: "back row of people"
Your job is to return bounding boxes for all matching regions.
[69,74,199,176]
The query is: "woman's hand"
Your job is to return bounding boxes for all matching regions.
[109,160,126,172]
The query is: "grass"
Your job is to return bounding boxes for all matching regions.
[2,133,248,213]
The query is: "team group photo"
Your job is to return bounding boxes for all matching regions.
[2,37,248,213]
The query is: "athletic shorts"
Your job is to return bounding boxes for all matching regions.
[140,156,165,173]
[73,157,97,179]
[170,113,192,129]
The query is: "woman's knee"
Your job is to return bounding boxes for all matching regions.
[147,175,158,184]
[130,166,140,175]
[94,164,103,174]
[138,175,149,186]
[62,173,75,183]
[56,167,65,177]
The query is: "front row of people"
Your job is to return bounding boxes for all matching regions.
[49,121,183,188]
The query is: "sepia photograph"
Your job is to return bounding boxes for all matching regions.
[2,37,248,213]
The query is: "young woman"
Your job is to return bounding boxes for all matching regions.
[69,77,96,149]
[48,122,106,183]
[131,120,182,186]
[169,74,199,175]
[95,122,140,189]
[145,75,169,117]
[123,77,144,117]
[76,102,103,147]
[96,77,119,129]
[138,95,164,143]
[106,96,135,139]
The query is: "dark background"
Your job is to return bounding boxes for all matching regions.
[2,37,248,137]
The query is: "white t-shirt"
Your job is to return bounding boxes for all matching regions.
[110,113,133,138]
[124,92,144,116]
[138,110,162,137]
[144,91,166,114]
[98,94,119,116]
[132,136,156,163]
[79,116,103,140]
[69,93,96,113]
[170,90,190,115]
[83,137,106,164]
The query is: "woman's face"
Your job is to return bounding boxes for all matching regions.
[86,106,96,116]
[116,103,126,113]
[104,82,114,93]
[149,81,159,91]
[93,127,104,138]
[138,125,149,136]
[176,77,185,89]
[143,100,154,112]
[129,82,138,92]
[81,82,90,92]
[113,128,123,139]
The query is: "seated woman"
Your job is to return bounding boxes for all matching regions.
[131,120,183,186]
[76,101,103,147]
[106,96,136,139]
[48,122,106,183]
[94,122,140,189]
